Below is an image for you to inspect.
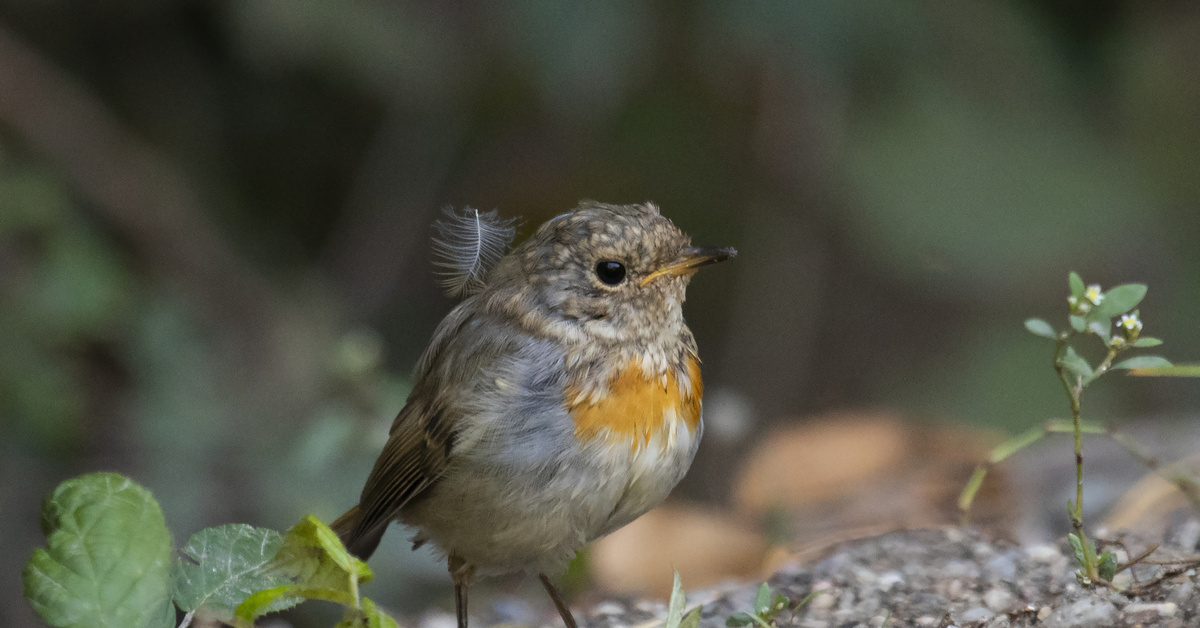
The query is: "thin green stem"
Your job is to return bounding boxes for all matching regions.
[1053,332,1097,581]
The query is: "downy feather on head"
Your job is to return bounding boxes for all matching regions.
[431,206,517,298]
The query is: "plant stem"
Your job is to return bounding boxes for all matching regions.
[1054,335,1098,581]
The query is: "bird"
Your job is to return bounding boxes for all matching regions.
[332,201,735,628]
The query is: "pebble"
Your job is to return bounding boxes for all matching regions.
[983,587,1012,611]
[853,567,877,585]
[809,592,836,612]
[876,571,904,592]
[1169,579,1195,603]
[915,615,939,626]
[944,559,981,579]
[1026,544,1061,563]
[983,554,1017,582]
[1122,602,1177,620]
[959,607,992,623]
[1173,518,1200,550]
[1042,598,1117,628]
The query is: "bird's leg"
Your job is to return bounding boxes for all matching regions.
[454,582,468,628]
[449,554,473,628]
[538,573,579,628]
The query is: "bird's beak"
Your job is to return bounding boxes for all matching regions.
[641,246,737,286]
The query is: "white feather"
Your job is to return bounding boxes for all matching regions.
[431,207,517,298]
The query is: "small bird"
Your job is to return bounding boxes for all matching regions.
[332,201,735,628]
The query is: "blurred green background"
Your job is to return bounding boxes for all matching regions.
[2,1,1198,626]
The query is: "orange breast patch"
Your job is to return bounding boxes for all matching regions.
[567,357,702,449]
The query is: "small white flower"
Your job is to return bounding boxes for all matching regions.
[1085,285,1105,306]
[1119,313,1143,333]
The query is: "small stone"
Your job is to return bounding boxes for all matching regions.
[1026,544,1060,563]
[1037,606,1052,620]
[854,567,877,585]
[1170,580,1195,603]
[809,592,836,612]
[869,615,888,628]
[876,571,904,592]
[915,616,939,626]
[1172,518,1200,550]
[973,542,995,558]
[959,607,993,623]
[944,559,982,579]
[1123,602,1177,620]
[1043,598,1116,628]
[591,602,625,616]
[984,554,1017,582]
[983,587,1013,611]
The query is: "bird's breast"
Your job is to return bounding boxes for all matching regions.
[564,355,702,453]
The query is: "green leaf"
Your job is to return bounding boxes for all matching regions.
[235,585,295,620]
[680,607,702,628]
[1024,318,1057,339]
[664,571,687,628]
[1057,346,1094,380]
[1113,356,1174,370]
[1132,337,1163,347]
[754,582,771,614]
[173,524,295,621]
[23,473,173,628]
[1125,364,1200,377]
[237,515,373,622]
[1069,315,1087,332]
[1091,283,1147,320]
[1098,551,1118,582]
[1069,272,1085,299]
[1087,320,1111,343]
[1067,533,1085,566]
[726,612,754,627]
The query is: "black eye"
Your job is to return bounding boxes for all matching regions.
[594,260,626,286]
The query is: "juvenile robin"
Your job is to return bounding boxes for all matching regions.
[332,201,735,628]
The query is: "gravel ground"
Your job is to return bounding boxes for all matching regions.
[572,523,1200,628]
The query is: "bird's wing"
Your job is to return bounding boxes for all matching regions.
[335,302,524,558]
[337,392,454,558]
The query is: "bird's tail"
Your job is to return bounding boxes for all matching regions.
[330,504,386,561]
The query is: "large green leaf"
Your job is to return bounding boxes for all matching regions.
[1113,355,1173,370]
[173,524,295,621]
[1089,283,1147,320]
[23,473,173,628]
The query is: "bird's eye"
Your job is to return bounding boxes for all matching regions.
[594,260,626,286]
